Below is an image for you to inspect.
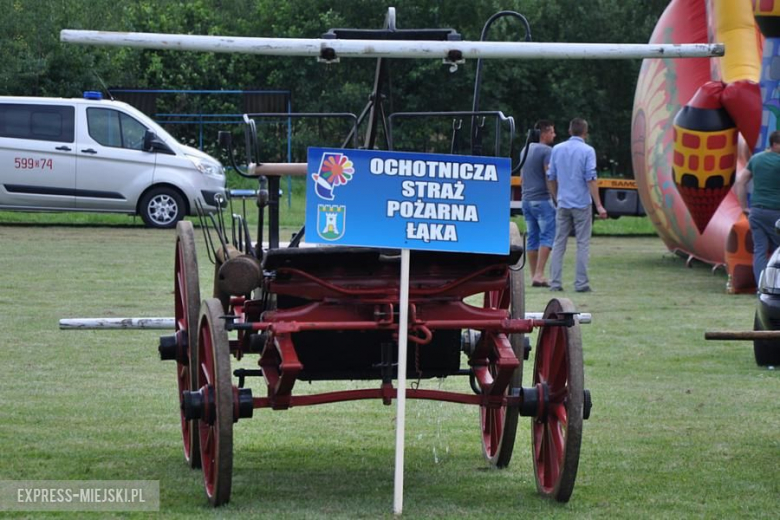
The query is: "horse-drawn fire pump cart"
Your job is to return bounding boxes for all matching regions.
[60,8,722,509]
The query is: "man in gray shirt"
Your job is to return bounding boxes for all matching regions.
[520,120,556,287]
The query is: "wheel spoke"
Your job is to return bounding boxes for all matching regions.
[203,426,215,495]
[548,408,566,458]
[483,410,494,455]
[537,427,550,486]
[541,327,558,381]
[535,424,553,488]
[200,362,213,385]
[543,422,561,486]
[489,409,500,453]
[494,409,504,447]
[175,273,187,325]
[533,424,542,461]
[548,341,567,390]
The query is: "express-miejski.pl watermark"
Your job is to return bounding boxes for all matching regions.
[0,481,159,512]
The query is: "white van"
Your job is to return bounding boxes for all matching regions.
[0,92,226,228]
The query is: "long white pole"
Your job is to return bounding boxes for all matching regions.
[393,248,410,515]
[60,30,724,60]
[57,312,591,330]
[58,317,174,329]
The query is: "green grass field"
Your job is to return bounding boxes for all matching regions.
[0,174,658,237]
[0,211,777,518]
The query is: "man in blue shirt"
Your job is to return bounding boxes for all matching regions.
[520,120,556,287]
[547,118,608,292]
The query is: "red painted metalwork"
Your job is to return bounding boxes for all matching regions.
[271,263,508,299]
[225,250,543,413]
[246,306,542,334]
[194,239,586,505]
[258,332,303,409]
[251,387,526,408]
[226,296,249,360]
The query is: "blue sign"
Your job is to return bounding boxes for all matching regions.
[305,148,511,254]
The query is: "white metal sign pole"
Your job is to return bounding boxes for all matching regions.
[393,248,411,515]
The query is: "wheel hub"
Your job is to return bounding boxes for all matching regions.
[182,385,215,424]
[182,385,253,423]
[232,387,254,422]
[517,382,548,418]
[158,330,188,363]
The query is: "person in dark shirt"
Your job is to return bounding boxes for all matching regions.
[735,130,780,285]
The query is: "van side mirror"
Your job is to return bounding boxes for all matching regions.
[143,130,155,151]
[775,218,780,235]
[143,130,173,154]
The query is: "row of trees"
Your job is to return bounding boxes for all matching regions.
[1,0,670,174]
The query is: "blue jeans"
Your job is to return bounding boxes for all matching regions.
[522,198,556,251]
[749,207,780,284]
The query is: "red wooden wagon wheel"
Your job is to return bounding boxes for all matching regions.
[531,297,584,503]
[196,298,234,507]
[174,221,201,468]
[480,221,525,467]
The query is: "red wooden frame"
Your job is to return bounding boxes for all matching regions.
[224,259,548,413]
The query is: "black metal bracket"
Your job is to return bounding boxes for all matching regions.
[234,368,264,388]
[543,312,579,328]
[583,389,592,420]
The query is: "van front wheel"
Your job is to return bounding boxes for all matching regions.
[140,187,186,229]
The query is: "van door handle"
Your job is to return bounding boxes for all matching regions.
[81,149,98,154]
[55,146,71,151]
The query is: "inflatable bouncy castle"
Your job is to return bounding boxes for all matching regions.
[632,0,780,292]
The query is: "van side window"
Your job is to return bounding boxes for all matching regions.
[0,104,75,142]
[87,108,148,150]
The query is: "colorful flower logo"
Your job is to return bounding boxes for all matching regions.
[321,154,354,185]
[312,152,355,200]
